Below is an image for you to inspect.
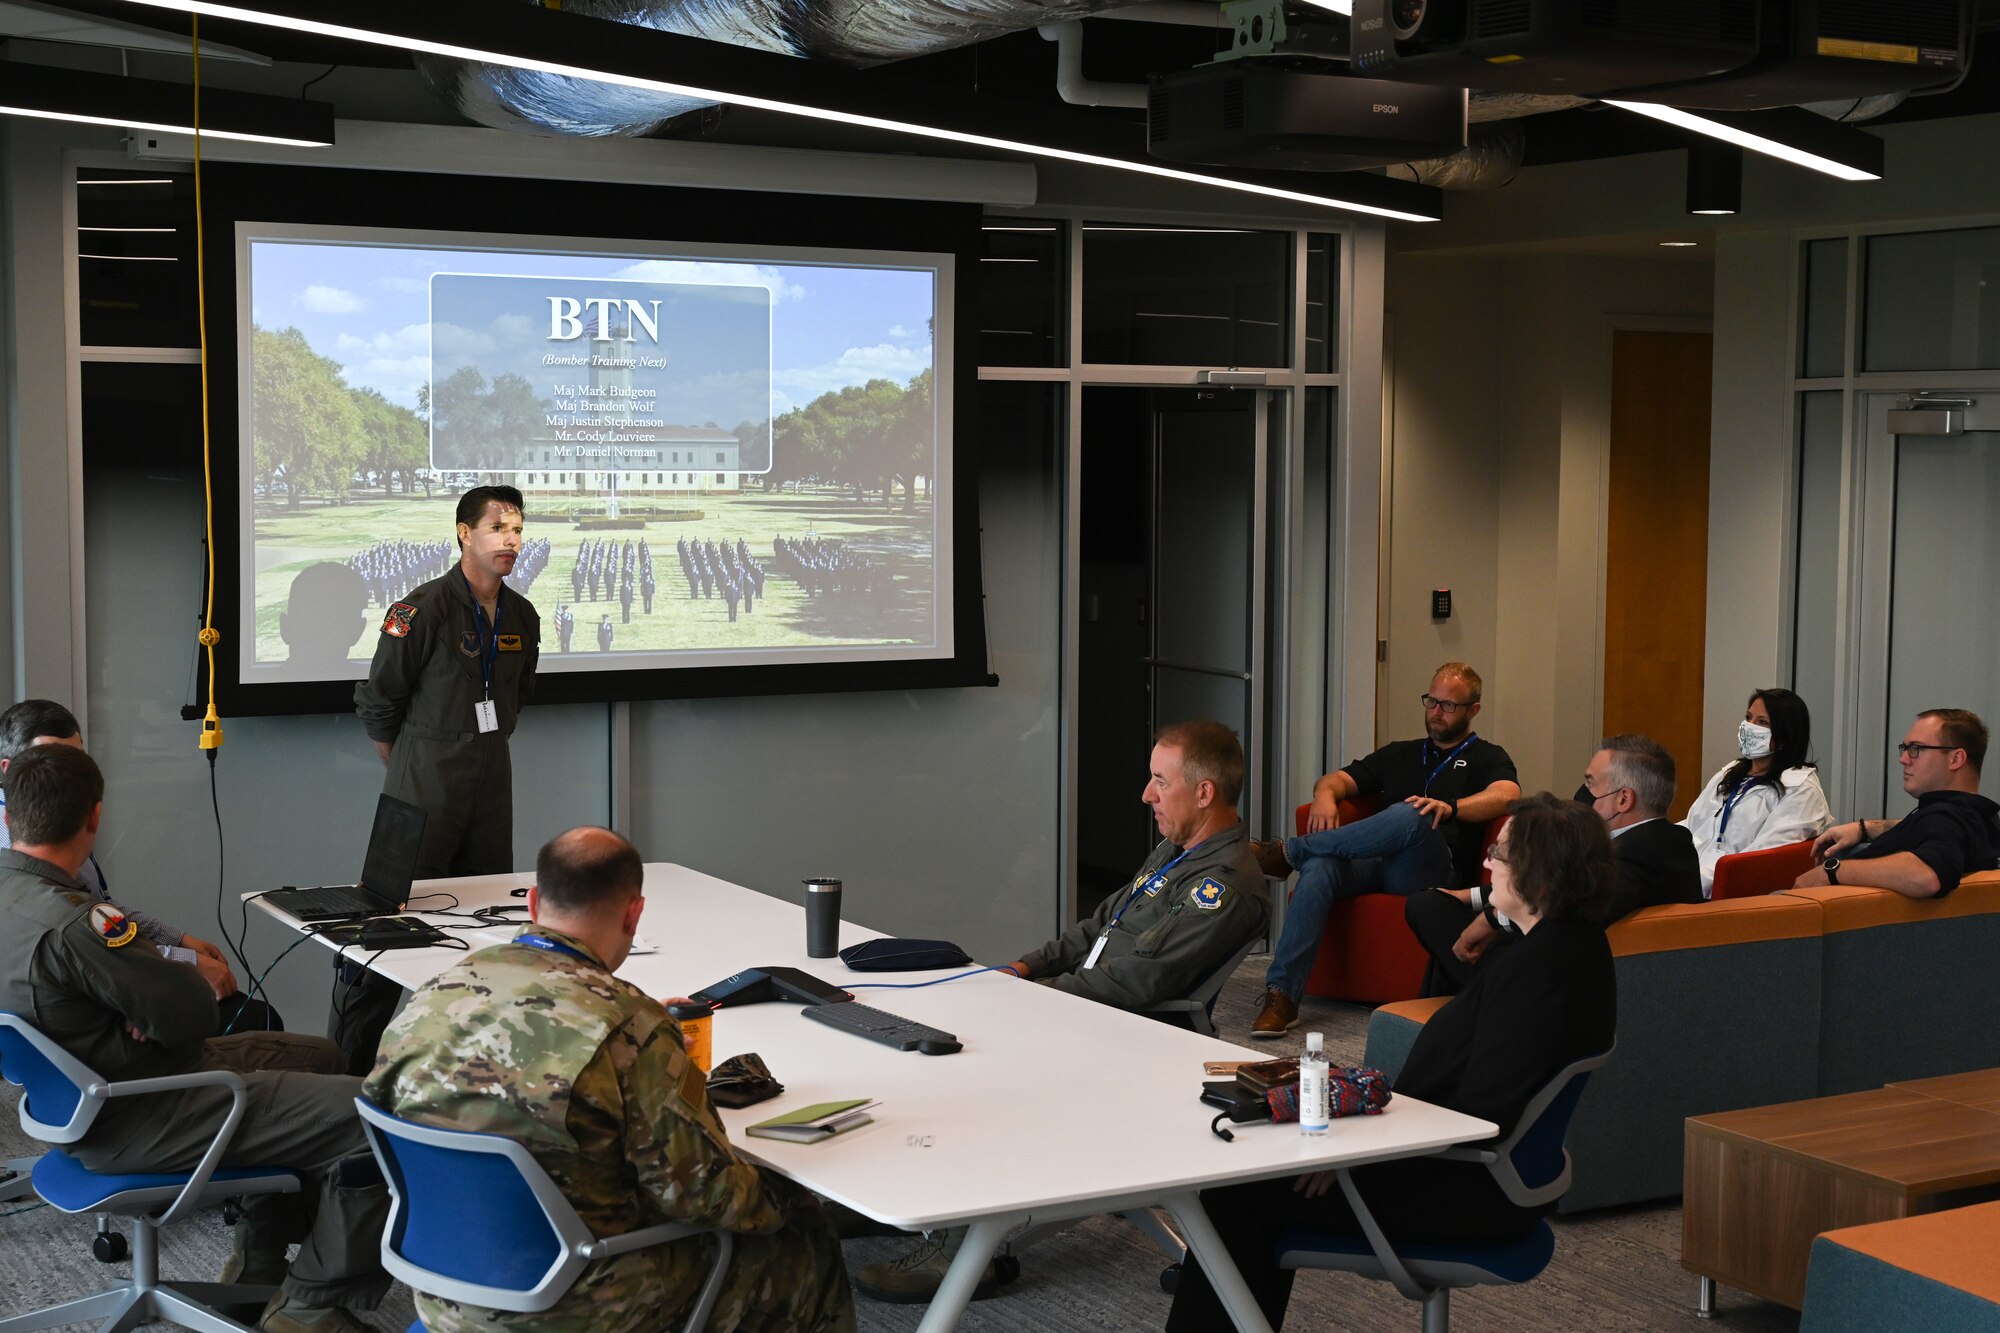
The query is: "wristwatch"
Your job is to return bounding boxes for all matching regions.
[1822,858,1841,884]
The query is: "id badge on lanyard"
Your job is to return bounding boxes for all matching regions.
[1083,851,1188,969]
[470,577,502,733]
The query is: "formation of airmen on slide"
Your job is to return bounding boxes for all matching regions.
[772,533,884,601]
[348,528,892,655]
[566,536,658,621]
[347,539,454,608]
[347,536,551,608]
[678,536,765,622]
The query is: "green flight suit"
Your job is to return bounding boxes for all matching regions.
[344,567,541,1074]
[1018,823,1269,1012]
[0,850,388,1310]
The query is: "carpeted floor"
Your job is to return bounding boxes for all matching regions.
[0,957,1803,1331]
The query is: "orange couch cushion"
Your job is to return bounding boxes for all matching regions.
[1374,996,1450,1027]
[1783,873,2000,933]
[1817,1199,2000,1304]
[1606,893,1822,958]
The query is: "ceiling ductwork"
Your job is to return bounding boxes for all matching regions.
[417,0,1146,137]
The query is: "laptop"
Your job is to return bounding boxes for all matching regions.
[262,795,427,922]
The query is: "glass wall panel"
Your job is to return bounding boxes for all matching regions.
[1297,388,1335,791]
[1863,226,2000,372]
[1305,234,1340,373]
[978,219,1065,367]
[1799,237,1848,379]
[76,169,199,348]
[1883,429,2000,816]
[1792,391,1843,727]
[1081,225,1290,367]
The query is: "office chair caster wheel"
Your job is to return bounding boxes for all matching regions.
[93,1230,128,1263]
[222,1201,243,1226]
[1159,1263,1180,1294]
[995,1253,1021,1285]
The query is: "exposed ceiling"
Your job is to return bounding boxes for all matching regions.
[9,0,2000,199]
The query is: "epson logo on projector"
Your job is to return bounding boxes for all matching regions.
[547,297,664,342]
[1373,104,1400,113]
[1358,16,1382,29]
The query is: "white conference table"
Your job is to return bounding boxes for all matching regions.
[255,863,1495,1333]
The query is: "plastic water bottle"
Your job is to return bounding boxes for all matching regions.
[1299,1032,1331,1137]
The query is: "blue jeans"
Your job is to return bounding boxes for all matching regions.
[1263,801,1456,1000]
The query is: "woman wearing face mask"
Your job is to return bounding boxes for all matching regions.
[1678,687,1832,898]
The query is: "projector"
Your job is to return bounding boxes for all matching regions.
[1350,0,1764,97]
[1616,0,1974,109]
[1147,64,1468,172]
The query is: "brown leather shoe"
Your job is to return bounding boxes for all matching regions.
[1250,989,1299,1039]
[1250,838,1293,879]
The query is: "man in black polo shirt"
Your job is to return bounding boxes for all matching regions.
[1797,708,2000,898]
[1250,662,1519,1038]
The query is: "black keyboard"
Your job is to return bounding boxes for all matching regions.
[801,1002,962,1055]
[265,885,386,921]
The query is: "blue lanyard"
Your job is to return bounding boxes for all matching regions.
[1422,735,1478,796]
[1717,780,1760,837]
[1110,845,1197,929]
[516,934,592,964]
[463,571,502,699]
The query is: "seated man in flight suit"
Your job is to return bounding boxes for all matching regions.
[857,719,1270,1304]
[0,743,388,1332]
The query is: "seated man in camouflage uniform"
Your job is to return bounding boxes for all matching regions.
[364,826,854,1333]
[858,719,1270,1304]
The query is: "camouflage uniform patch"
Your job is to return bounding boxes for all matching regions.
[364,926,853,1333]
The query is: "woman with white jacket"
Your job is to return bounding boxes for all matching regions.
[1681,687,1832,898]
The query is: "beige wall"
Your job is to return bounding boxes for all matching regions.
[1379,109,2000,796]
[1378,250,1713,794]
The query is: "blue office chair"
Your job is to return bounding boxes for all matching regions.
[0,1011,303,1333]
[1275,1043,1615,1333]
[354,1096,735,1333]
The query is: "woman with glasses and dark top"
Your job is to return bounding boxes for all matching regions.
[1678,687,1832,898]
[1166,794,1618,1332]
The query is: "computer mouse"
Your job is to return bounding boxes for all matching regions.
[916,1038,962,1056]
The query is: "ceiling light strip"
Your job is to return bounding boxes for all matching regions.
[0,102,328,147]
[109,0,1438,221]
[1604,100,1880,182]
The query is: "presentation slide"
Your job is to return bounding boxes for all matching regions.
[235,222,952,686]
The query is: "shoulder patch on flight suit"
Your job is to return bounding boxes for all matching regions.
[382,602,417,638]
[1189,878,1227,910]
[88,902,138,947]
[496,634,523,652]
[459,629,481,657]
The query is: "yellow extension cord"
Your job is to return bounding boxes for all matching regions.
[191,15,224,753]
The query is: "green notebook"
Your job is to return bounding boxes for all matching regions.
[746,1099,876,1143]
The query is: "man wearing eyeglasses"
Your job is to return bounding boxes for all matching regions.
[1249,662,1519,1038]
[1405,734,1699,996]
[1796,709,2000,898]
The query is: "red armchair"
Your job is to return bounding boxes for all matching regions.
[1284,797,1506,1004]
[1709,838,1818,900]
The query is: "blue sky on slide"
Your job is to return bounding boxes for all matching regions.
[249,239,937,419]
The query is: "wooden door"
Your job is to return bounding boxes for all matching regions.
[1604,330,1712,818]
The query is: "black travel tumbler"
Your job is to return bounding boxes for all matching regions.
[805,878,842,958]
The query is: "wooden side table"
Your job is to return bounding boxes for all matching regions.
[1683,1087,2000,1314]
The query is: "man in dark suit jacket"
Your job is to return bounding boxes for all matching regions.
[1406,733,1700,996]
